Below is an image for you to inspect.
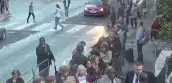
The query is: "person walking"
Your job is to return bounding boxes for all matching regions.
[36,37,55,79]
[130,4,138,29]
[27,1,35,23]
[63,0,71,17]
[52,4,64,30]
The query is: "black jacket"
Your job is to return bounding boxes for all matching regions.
[110,10,116,21]
[72,52,88,66]
[118,6,125,19]
[125,71,156,83]
[6,78,24,83]
[36,44,55,65]
[106,37,121,57]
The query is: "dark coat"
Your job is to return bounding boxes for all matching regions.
[36,44,55,65]
[106,37,121,57]
[110,10,116,22]
[6,78,24,83]
[117,6,125,19]
[63,0,71,7]
[125,71,156,83]
[72,52,88,66]
[126,7,131,17]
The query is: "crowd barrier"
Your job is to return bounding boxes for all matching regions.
[20,59,50,83]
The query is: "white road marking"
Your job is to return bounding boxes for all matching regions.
[13,23,35,30]
[46,24,68,32]
[166,72,172,83]
[86,26,105,35]
[155,50,172,77]
[7,32,15,33]
[0,22,20,29]
[66,25,86,33]
[31,23,51,31]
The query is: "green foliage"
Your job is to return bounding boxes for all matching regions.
[156,0,172,39]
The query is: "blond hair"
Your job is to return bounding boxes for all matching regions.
[64,76,76,83]
[76,65,87,77]
[46,75,56,83]
[59,65,70,74]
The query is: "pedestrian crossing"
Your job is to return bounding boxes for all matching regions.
[1,21,108,36]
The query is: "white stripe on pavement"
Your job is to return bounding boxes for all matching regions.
[31,23,52,31]
[46,24,69,32]
[13,23,35,30]
[86,26,105,35]
[0,22,20,29]
[66,25,85,33]
[166,72,172,83]
[155,50,172,77]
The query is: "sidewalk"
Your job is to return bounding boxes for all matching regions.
[122,0,156,75]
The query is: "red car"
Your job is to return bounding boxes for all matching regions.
[84,0,110,16]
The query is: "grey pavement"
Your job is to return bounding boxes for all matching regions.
[122,0,156,75]
[0,0,119,83]
[0,0,157,83]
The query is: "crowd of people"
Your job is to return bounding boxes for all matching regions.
[5,0,162,83]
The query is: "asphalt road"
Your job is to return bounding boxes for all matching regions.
[0,0,156,82]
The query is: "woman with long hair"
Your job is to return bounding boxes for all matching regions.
[76,65,92,83]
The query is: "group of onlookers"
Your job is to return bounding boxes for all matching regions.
[5,61,156,83]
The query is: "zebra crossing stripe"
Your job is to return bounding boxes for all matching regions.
[66,25,81,33]
[0,22,20,29]
[13,23,35,30]
[155,50,172,77]
[31,23,51,31]
[67,25,86,33]
[166,72,172,83]
[86,26,105,35]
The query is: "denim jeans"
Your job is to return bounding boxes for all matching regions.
[137,43,143,63]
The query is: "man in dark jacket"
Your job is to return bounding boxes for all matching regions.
[117,4,125,19]
[125,61,156,83]
[125,4,131,25]
[36,37,55,79]
[109,7,116,27]
[72,42,88,66]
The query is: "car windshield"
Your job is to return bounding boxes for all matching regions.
[88,0,103,5]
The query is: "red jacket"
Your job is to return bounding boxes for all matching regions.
[151,22,161,38]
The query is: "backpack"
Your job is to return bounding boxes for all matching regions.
[138,28,150,45]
